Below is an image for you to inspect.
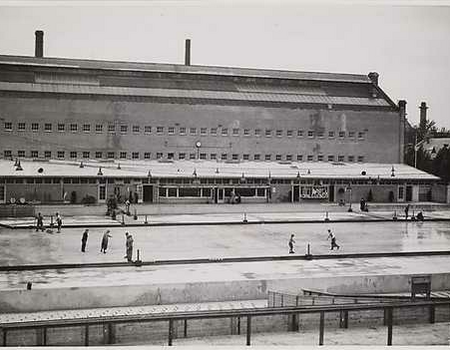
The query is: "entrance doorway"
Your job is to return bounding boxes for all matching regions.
[293,185,299,202]
[329,185,335,202]
[143,185,153,203]
[406,186,413,202]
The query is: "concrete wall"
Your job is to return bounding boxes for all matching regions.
[0,95,401,163]
[2,273,450,313]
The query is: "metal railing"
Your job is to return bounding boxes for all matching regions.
[1,299,449,347]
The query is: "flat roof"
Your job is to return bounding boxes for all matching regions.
[0,159,440,181]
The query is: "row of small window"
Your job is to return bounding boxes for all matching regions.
[4,150,365,162]
[2,122,366,139]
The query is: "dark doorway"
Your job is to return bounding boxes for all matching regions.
[293,185,299,202]
[143,185,153,203]
[406,186,413,202]
[329,185,335,202]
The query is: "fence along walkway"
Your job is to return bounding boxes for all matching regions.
[1,298,449,347]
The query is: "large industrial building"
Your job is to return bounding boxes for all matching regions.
[0,32,444,205]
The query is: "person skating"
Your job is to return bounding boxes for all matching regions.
[56,212,63,233]
[405,204,410,220]
[35,212,44,232]
[327,229,340,250]
[100,230,112,253]
[288,234,295,254]
[81,229,89,252]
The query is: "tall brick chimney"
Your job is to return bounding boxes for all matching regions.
[419,101,428,130]
[185,39,191,66]
[398,100,407,163]
[35,30,44,58]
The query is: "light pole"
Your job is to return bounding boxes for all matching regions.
[346,184,352,212]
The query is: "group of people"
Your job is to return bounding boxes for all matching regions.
[81,229,134,262]
[288,228,340,254]
[35,212,63,233]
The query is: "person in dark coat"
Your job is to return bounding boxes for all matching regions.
[288,234,295,254]
[360,198,366,211]
[36,213,44,232]
[405,204,410,220]
[56,212,63,233]
[81,229,89,252]
[125,232,134,262]
[100,230,112,253]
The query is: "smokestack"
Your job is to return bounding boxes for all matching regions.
[419,102,428,130]
[398,100,407,118]
[35,30,44,58]
[368,72,379,86]
[185,39,191,66]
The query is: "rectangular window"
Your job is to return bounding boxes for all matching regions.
[307,155,314,161]
[178,153,185,160]
[221,153,228,160]
[144,152,151,159]
[254,154,261,161]
[32,123,39,131]
[157,126,164,134]
[297,155,303,161]
[44,151,51,158]
[200,153,207,160]
[156,152,163,159]
[338,155,345,162]
[318,154,324,161]
[358,132,365,139]
[70,151,77,158]
[328,155,335,162]
[276,129,283,137]
[297,130,304,137]
[3,150,12,158]
[339,131,345,138]
[144,126,152,134]
[95,151,103,159]
[348,155,355,162]
[31,150,38,158]
[318,131,324,138]
[108,124,115,133]
[57,151,65,158]
[210,127,217,136]
[398,186,404,200]
[348,131,355,138]
[18,122,25,131]
[328,131,335,138]
[18,150,26,158]
[83,124,90,132]
[287,130,293,137]
[120,125,128,133]
[243,154,250,160]
[276,154,282,161]
[83,151,90,158]
[4,122,12,131]
[190,153,196,160]
[286,154,293,161]
[179,127,186,135]
[200,127,207,135]
[168,126,175,135]
[210,153,217,160]
[132,152,139,159]
[70,123,78,132]
[265,129,272,137]
[308,130,314,138]
[96,124,103,133]
[233,128,239,136]
[132,125,140,133]
[221,128,228,136]
[58,123,65,132]
[357,155,364,162]
[107,152,115,159]
[190,127,197,135]
[44,123,52,132]
[265,154,271,161]
[120,152,127,159]
[255,129,261,137]
[232,154,239,160]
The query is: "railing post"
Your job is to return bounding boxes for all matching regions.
[2,329,6,347]
[246,316,251,346]
[42,327,47,346]
[85,324,89,346]
[237,316,241,335]
[386,307,393,346]
[168,319,174,346]
[184,319,188,337]
[319,311,325,345]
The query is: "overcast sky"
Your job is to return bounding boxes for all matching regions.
[0,1,449,129]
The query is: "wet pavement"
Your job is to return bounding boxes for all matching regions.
[0,220,450,266]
